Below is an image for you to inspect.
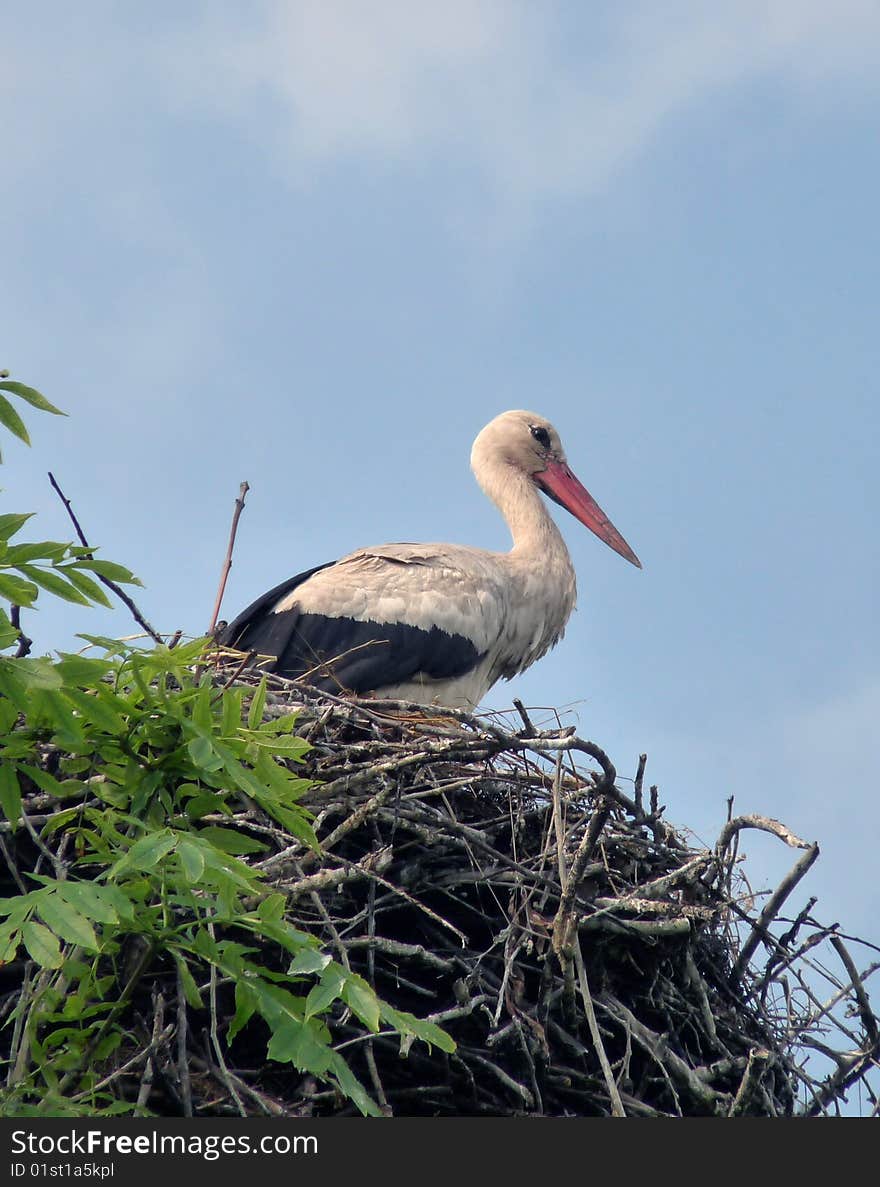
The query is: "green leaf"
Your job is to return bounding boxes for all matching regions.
[267,1019,333,1075]
[247,678,268,730]
[379,1004,456,1053]
[198,845,261,895]
[342,972,381,1033]
[35,892,99,951]
[177,838,206,883]
[87,881,135,922]
[0,572,39,605]
[247,735,310,759]
[228,978,257,1042]
[304,964,346,1021]
[237,978,305,1032]
[183,793,231,822]
[22,920,63,968]
[192,681,213,731]
[0,381,65,416]
[220,686,243,738]
[17,764,66,798]
[0,694,19,733]
[0,513,35,542]
[0,394,30,445]
[72,558,142,586]
[216,752,266,801]
[0,924,21,963]
[76,634,133,657]
[173,953,203,1009]
[4,541,69,564]
[326,1051,381,1117]
[0,608,19,651]
[245,915,316,955]
[187,735,224,772]
[197,826,267,855]
[288,949,331,977]
[0,895,31,923]
[0,665,28,710]
[57,567,113,608]
[53,654,114,685]
[62,687,124,734]
[258,801,319,851]
[256,893,287,922]
[0,657,64,691]
[15,564,92,606]
[0,762,22,825]
[113,830,177,875]
[93,1031,123,1062]
[54,881,119,925]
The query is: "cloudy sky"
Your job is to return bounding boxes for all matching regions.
[3,1,878,1025]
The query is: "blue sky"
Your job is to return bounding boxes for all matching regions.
[3,2,879,1025]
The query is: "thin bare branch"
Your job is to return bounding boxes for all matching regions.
[208,480,249,636]
[47,470,163,644]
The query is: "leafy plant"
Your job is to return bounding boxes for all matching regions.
[0,378,453,1116]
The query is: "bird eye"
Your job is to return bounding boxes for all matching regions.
[530,425,551,449]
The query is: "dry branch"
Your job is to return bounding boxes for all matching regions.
[3,674,878,1117]
[47,471,163,644]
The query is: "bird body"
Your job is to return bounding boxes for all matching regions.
[220,410,640,707]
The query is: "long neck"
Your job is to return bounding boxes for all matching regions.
[476,457,569,562]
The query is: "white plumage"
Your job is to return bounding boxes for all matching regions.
[220,410,640,707]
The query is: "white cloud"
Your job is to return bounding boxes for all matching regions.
[160,0,880,214]
[5,3,880,234]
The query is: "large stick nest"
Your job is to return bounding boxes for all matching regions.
[4,679,879,1117]
[208,681,880,1117]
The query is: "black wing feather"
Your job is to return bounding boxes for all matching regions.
[219,561,483,694]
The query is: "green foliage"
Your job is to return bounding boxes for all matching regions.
[0,379,65,459]
[0,379,453,1117]
[0,379,141,702]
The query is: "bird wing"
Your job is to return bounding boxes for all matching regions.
[218,545,510,694]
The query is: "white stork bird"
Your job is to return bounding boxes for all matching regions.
[220,410,640,707]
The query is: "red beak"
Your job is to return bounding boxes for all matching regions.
[534,460,642,568]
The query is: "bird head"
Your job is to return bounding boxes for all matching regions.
[471,410,642,568]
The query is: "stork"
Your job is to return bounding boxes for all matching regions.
[219,410,640,707]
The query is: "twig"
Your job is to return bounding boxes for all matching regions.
[574,938,626,1116]
[551,752,567,887]
[10,605,32,658]
[598,993,724,1113]
[279,848,393,900]
[7,675,877,1117]
[731,843,820,986]
[634,753,647,815]
[136,989,165,1112]
[466,1051,534,1106]
[47,471,163,644]
[208,480,249,636]
[364,1043,391,1116]
[727,1047,772,1116]
[208,926,246,1117]
[78,1023,175,1101]
[830,936,879,1044]
[512,698,536,737]
[717,814,811,855]
[5,962,32,1087]
[342,936,456,972]
[187,1056,287,1116]
[21,806,67,879]
[803,1033,880,1117]
[0,833,27,894]
[176,963,193,1117]
[552,800,612,956]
